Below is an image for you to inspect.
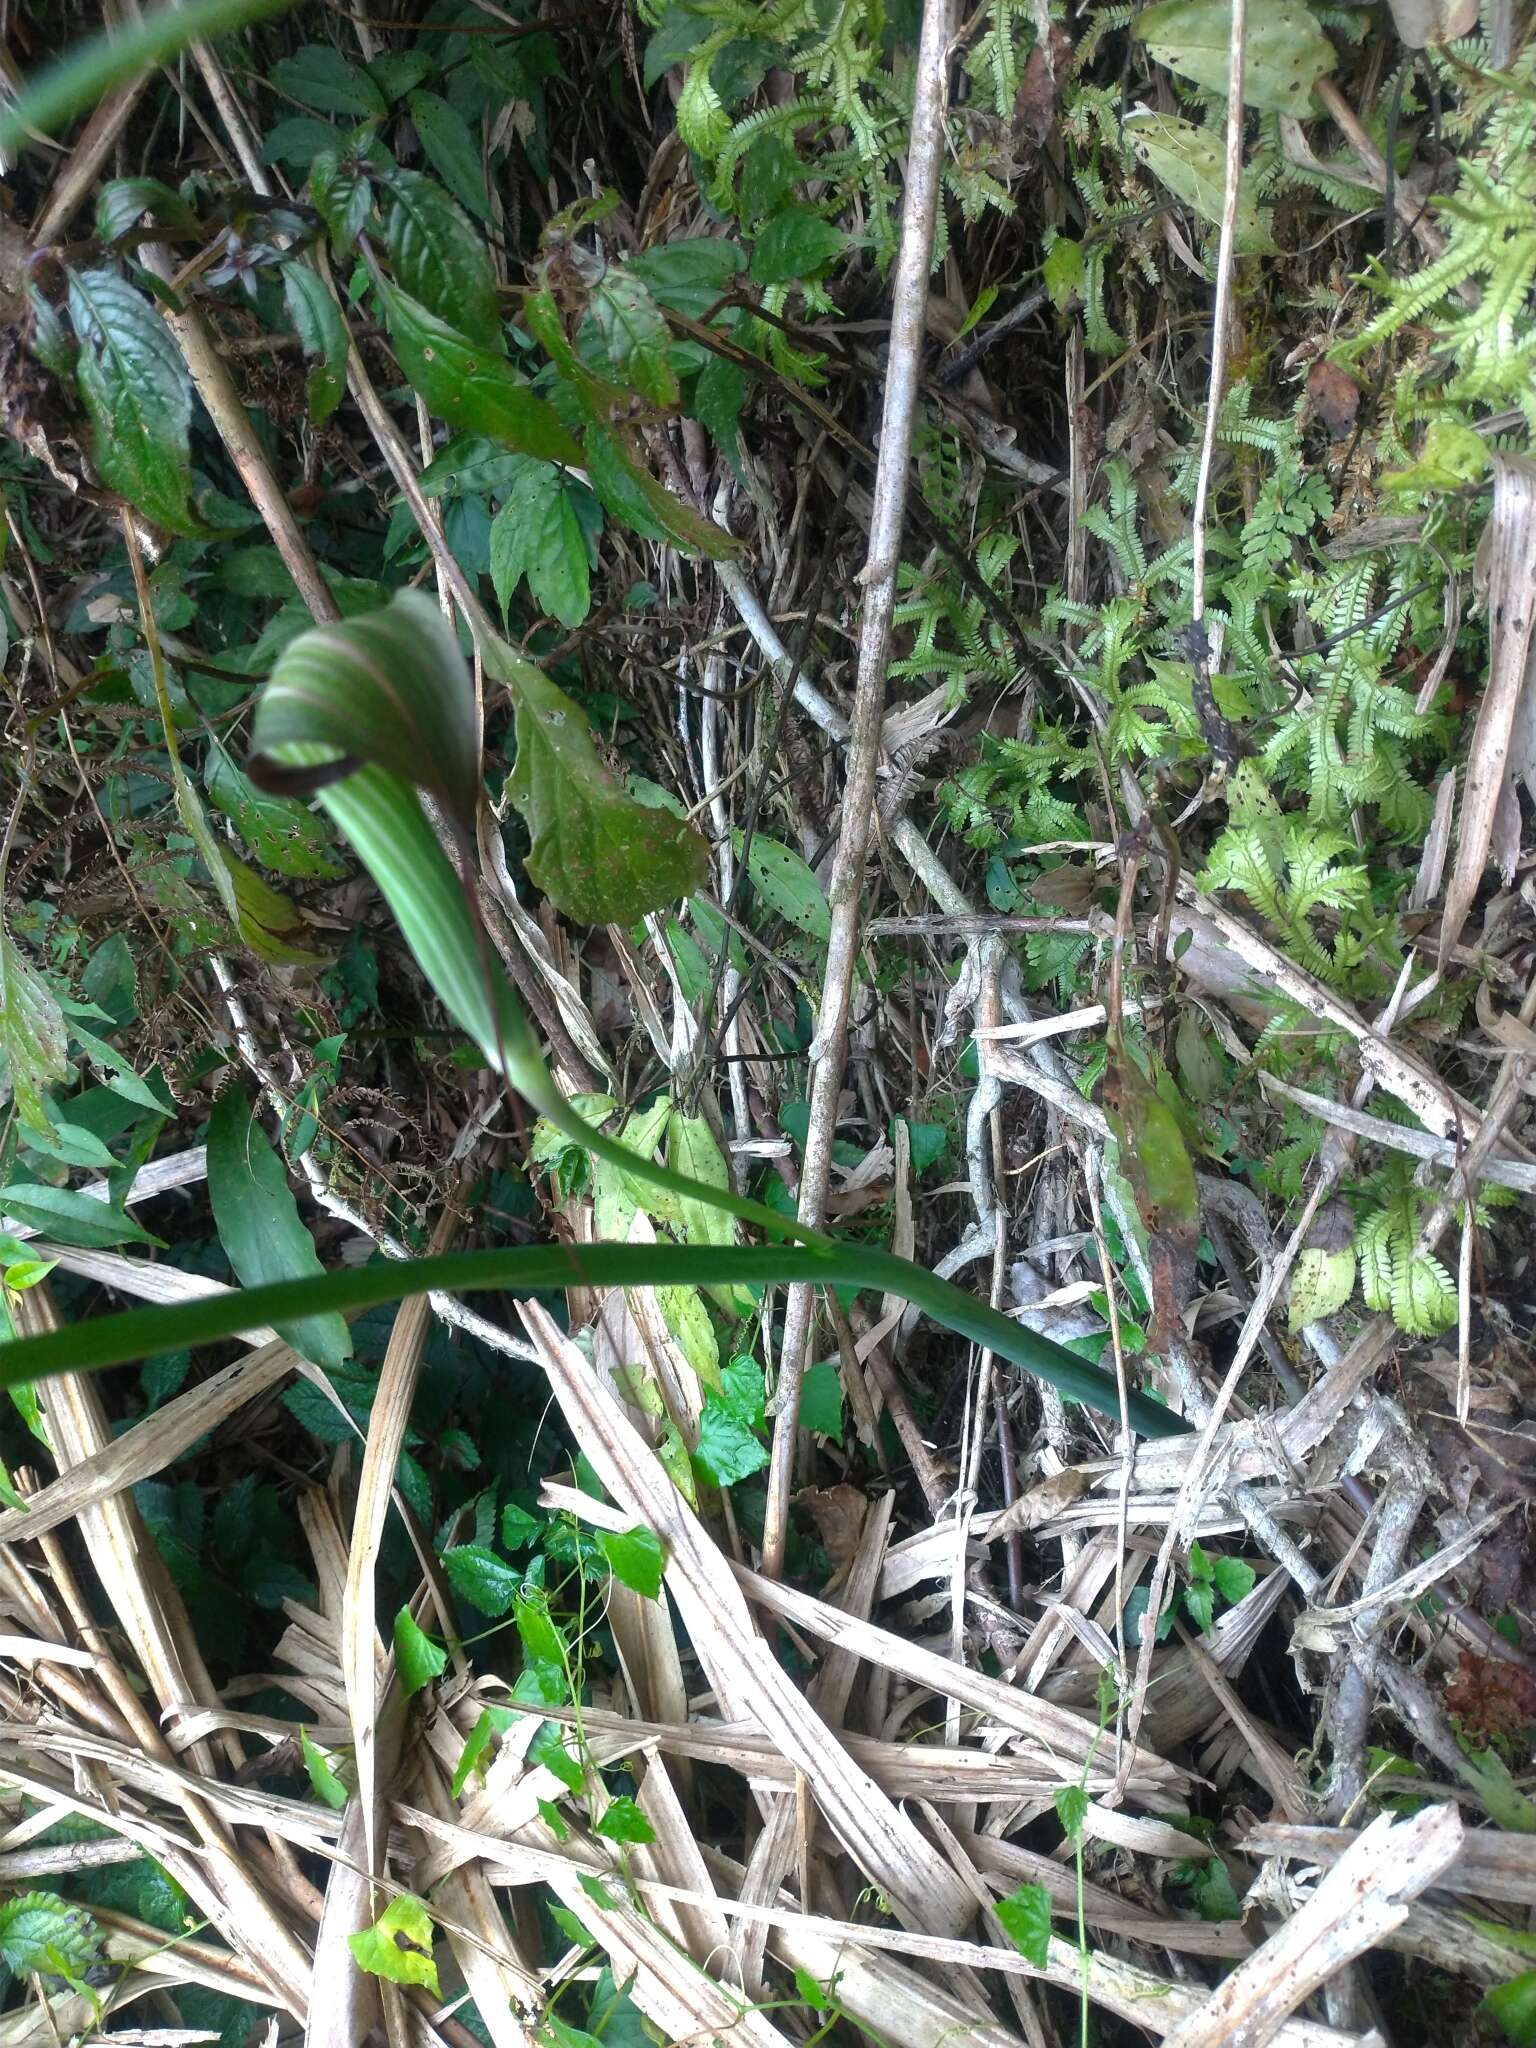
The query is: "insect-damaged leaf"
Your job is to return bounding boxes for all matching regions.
[1124,114,1273,251]
[494,645,710,924]
[1134,0,1335,115]
[0,928,69,1140]
[1103,1046,1199,1350]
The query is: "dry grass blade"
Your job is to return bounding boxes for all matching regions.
[516,1301,980,1935]
[1162,1806,1463,2048]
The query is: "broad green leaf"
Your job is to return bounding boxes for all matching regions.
[1134,0,1335,114]
[628,236,744,317]
[272,44,386,117]
[406,91,491,220]
[0,928,69,1139]
[750,206,846,285]
[0,1184,161,1250]
[595,1524,664,1599]
[0,0,290,154]
[95,177,200,244]
[490,465,592,629]
[501,1501,543,1550]
[1124,115,1273,251]
[378,280,580,464]
[498,648,710,922]
[308,147,375,257]
[693,1397,768,1488]
[1183,1580,1215,1633]
[530,1721,584,1792]
[301,1726,350,1808]
[205,740,345,879]
[368,51,432,100]
[515,1591,570,1699]
[394,1607,449,1697]
[383,168,499,345]
[349,1894,439,1995]
[693,353,747,473]
[1043,235,1085,313]
[1287,1244,1356,1333]
[995,1881,1052,1967]
[442,1542,521,1616]
[282,265,348,424]
[1484,1969,1536,2046]
[582,422,740,558]
[66,268,201,535]
[659,1282,720,1391]
[589,270,678,407]
[1212,1555,1257,1605]
[736,831,831,940]
[799,1360,843,1436]
[206,1086,352,1372]
[595,1796,656,1844]
[1188,1540,1214,1583]
[0,1892,101,1976]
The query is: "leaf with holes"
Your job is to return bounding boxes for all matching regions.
[735,831,831,941]
[490,463,593,629]
[66,268,201,535]
[206,1086,352,1372]
[349,1894,439,1994]
[589,269,678,406]
[498,646,709,922]
[1134,0,1334,113]
[0,1892,101,1976]
[205,740,345,880]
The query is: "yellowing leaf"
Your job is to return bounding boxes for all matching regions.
[1287,1245,1356,1333]
[0,928,69,1140]
[1134,0,1335,115]
[1124,114,1273,251]
[348,1893,440,1995]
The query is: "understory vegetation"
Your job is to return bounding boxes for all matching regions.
[0,0,1533,2040]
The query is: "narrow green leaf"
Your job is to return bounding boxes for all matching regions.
[0,1241,1192,1438]
[282,265,348,424]
[205,1087,352,1372]
[1054,1783,1088,1842]
[0,0,290,155]
[309,147,375,257]
[349,1894,439,1994]
[383,168,499,344]
[582,421,740,558]
[405,91,491,221]
[66,269,201,536]
[378,279,581,464]
[995,1881,1052,1967]
[0,1184,161,1251]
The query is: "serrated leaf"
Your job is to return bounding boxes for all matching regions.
[394,1607,448,1698]
[378,279,580,464]
[497,649,709,922]
[204,739,344,879]
[1356,1210,1396,1313]
[1287,1244,1356,1333]
[66,268,201,535]
[272,44,386,117]
[1124,115,1273,251]
[995,1881,1052,1967]
[490,464,592,628]
[1054,1782,1088,1842]
[693,1391,768,1488]
[0,1891,101,1976]
[1392,1251,1457,1338]
[1212,1555,1256,1604]
[693,352,747,474]
[1183,1580,1215,1633]
[206,1086,352,1371]
[442,1542,521,1616]
[383,167,499,344]
[595,1523,664,1599]
[0,1183,161,1250]
[349,1893,439,1994]
[501,1501,543,1551]
[0,928,69,1139]
[406,91,490,220]
[1134,0,1335,114]
[589,270,678,406]
[282,264,347,424]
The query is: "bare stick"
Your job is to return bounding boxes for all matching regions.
[761,0,956,1579]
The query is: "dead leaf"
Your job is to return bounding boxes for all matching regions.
[982,1466,1089,1543]
[1305,359,1360,441]
[795,1485,868,1574]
